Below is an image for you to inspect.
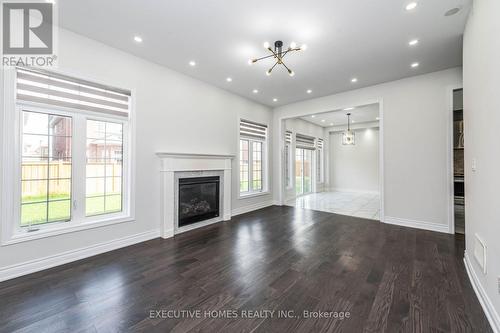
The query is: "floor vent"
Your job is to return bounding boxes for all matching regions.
[473,234,487,274]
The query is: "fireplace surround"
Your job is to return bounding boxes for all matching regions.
[157,152,233,238]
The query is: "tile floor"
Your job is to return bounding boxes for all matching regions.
[286,191,380,220]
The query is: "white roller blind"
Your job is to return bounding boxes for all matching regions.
[240,119,267,140]
[16,67,131,117]
[285,130,292,144]
[296,134,316,150]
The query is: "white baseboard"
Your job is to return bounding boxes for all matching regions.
[464,251,500,333]
[329,187,380,195]
[0,229,160,282]
[231,200,276,217]
[383,216,450,234]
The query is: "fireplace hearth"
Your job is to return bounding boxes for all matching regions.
[178,176,220,227]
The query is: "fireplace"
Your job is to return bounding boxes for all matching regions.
[178,176,220,227]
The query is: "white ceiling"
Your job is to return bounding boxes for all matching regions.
[300,103,379,127]
[58,0,470,107]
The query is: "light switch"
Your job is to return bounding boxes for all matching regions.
[472,158,477,172]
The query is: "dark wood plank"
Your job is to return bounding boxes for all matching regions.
[0,206,492,332]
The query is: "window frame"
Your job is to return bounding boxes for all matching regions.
[1,68,135,245]
[238,119,269,198]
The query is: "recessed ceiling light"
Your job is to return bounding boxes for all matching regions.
[273,98,278,102]
[351,78,358,83]
[46,0,55,3]
[352,120,356,123]
[133,35,143,43]
[406,2,418,11]
[411,62,419,68]
[311,115,316,118]
[376,117,380,120]
[321,119,325,122]
[330,123,334,126]
[189,60,196,66]
[252,89,259,94]
[445,7,460,16]
[306,89,312,94]
[408,39,419,46]
[344,107,354,111]
[226,77,232,82]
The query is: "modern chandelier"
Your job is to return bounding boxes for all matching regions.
[342,113,355,145]
[248,40,307,77]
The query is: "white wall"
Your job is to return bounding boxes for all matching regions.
[284,118,327,200]
[273,68,462,229]
[0,29,273,272]
[463,0,500,329]
[329,128,379,193]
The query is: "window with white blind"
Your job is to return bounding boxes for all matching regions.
[239,119,268,195]
[317,138,324,183]
[3,67,133,240]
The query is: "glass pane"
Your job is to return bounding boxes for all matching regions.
[48,200,71,222]
[295,149,303,195]
[22,112,48,135]
[105,194,122,213]
[49,135,72,158]
[304,150,312,194]
[106,122,123,141]
[87,138,106,159]
[21,202,47,226]
[22,134,49,157]
[48,158,72,179]
[48,179,71,201]
[86,196,105,216]
[86,177,105,197]
[86,158,106,177]
[22,157,48,180]
[105,160,122,178]
[22,180,48,203]
[106,177,122,195]
[105,140,122,159]
[239,139,249,193]
[87,120,106,139]
[49,115,72,136]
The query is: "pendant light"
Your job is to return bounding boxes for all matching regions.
[342,113,355,145]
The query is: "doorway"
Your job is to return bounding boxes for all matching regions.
[452,88,465,234]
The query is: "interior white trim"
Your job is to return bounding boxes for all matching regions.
[231,200,276,217]
[328,188,380,195]
[383,216,450,233]
[0,229,160,283]
[447,84,464,235]
[464,251,500,333]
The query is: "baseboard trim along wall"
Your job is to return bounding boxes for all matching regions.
[329,187,380,195]
[0,229,160,283]
[383,216,450,234]
[464,251,500,333]
[231,200,277,217]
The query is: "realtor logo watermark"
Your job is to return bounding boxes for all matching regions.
[2,0,58,67]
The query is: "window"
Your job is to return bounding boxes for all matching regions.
[285,131,292,189]
[21,111,72,227]
[8,67,132,237]
[317,138,324,183]
[239,119,267,195]
[86,120,123,216]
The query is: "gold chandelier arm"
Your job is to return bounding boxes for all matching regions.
[280,60,293,74]
[267,60,279,74]
[253,53,279,63]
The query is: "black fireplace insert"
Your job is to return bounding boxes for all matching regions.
[178,176,220,227]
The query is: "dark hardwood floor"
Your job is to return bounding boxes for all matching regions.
[0,206,492,332]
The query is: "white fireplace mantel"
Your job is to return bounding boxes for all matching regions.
[156,152,234,238]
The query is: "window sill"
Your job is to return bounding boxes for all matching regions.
[2,214,134,246]
[238,191,270,200]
